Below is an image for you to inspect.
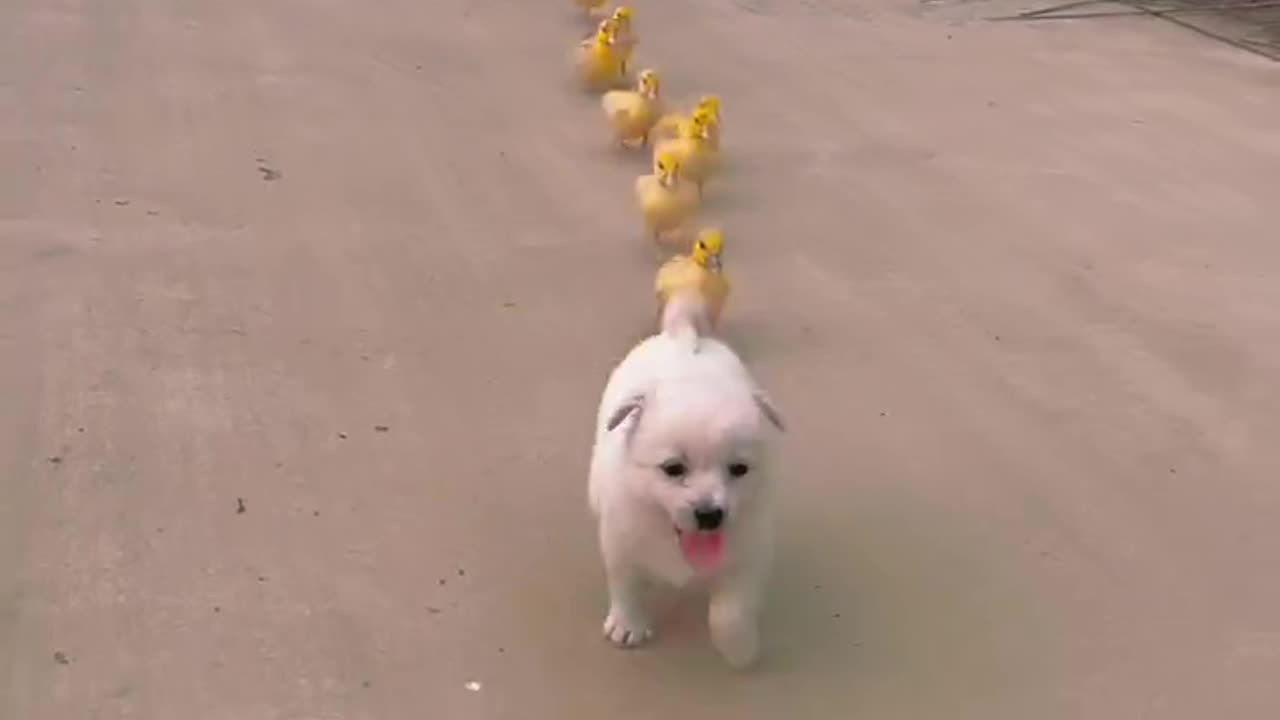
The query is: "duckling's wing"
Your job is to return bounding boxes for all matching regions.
[601,90,639,118]
[653,113,685,138]
[654,256,685,296]
[656,256,701,297]
[706,271,731,305]
[676,181,701,211]
[652,136,678,160]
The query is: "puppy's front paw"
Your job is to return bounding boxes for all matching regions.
[711,620,759,669]
[602,608,653,648]
[710,601,760,669]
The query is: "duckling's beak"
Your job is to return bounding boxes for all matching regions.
[706,254,722,272]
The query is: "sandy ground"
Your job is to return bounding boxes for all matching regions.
[3,0,1280,718]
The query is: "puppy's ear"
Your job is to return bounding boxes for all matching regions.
[606,394,646,432]
[753,391,786,432]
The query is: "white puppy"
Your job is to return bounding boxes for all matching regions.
[588,293,785,668]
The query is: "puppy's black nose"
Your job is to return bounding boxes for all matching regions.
[693,506,724,531]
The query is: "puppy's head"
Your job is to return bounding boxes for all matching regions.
[606,381,784,570]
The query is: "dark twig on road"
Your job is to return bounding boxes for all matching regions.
[1009,0,1110,18]
[988,0,1280,22]
[1118,0,1280,60]
[986,0,1280,61]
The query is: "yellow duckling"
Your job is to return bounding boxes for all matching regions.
[653,106,721,197]
[652,110,692,143]
[611,6,638,76]
[634,150,700,248]
[575,18,624,92]
[698,94,722,119]
[654,228,731,333]
[654,95,722,148]
[697,94,722,150]
[601,69,664,148]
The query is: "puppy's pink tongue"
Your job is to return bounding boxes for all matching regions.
[679,531,724,570]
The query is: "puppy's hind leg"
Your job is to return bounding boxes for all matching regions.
[709,564,768,669]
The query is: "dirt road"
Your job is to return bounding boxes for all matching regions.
[3,1,1279,718]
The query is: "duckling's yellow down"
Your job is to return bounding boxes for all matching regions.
[655,228,731,332]
[601,69,664,147]
[610,7,638,76]
[575,19,624,91]
[653,107,721,195]
[654,95,721,148]
[634,150,700,247]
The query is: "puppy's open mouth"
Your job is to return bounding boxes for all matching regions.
[674,527,724,571]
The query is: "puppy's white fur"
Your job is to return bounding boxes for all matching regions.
[588,293,784,668]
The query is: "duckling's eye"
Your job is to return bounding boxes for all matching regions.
[727,462,750,479]
[659,460,687,480]
[695,241,706,251]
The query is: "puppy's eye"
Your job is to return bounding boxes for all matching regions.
[659,460,687,479]
[727,462,750,478]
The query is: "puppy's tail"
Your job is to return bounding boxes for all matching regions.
[660,290,709,353]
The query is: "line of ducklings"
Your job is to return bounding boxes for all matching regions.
[572,5,731,335]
